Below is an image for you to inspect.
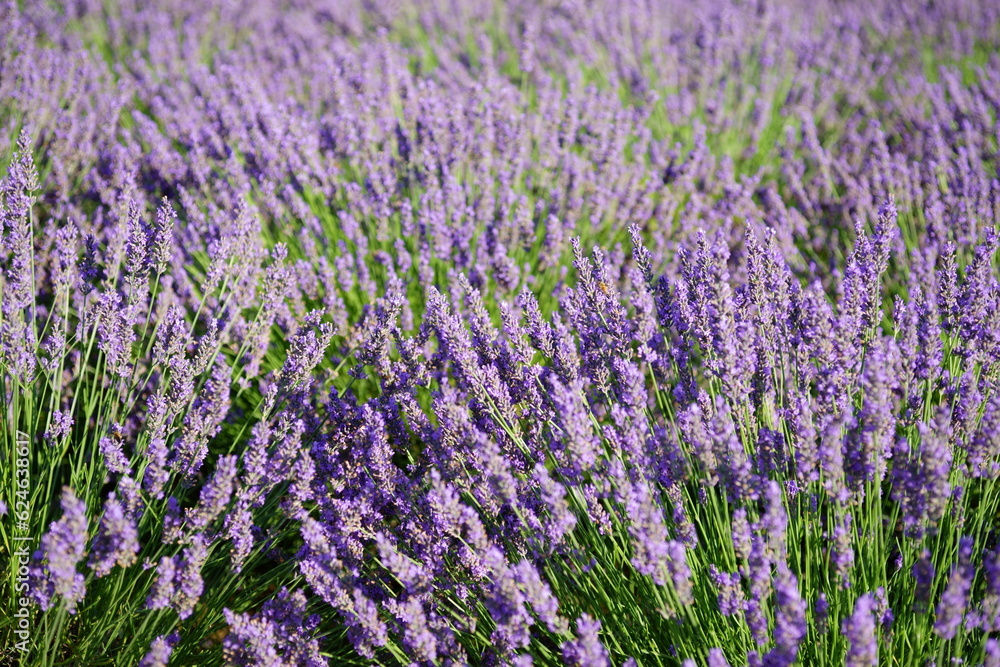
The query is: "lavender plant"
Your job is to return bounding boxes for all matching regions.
[2,1,1000,666]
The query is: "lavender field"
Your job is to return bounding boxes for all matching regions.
[2,1,1000,665]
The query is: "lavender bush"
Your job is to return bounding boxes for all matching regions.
[2,0,1000,665]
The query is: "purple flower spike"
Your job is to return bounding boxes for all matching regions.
[843,594,878,667]
[32,487,88,614]
[562,614,610,667]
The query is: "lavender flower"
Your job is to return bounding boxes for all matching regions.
[708,649,731,667]
[765,563,807,666]
[124,199,151,290]
[147,536,208,620]
[562,614,610,667]
[99,431,130,475]
[709,566,745,616]
[986,639,1000,667]
[843,594,878,667]
[513,560,569,634]
[44,410,74,444]
[913,549,935,612]
[973,549,1000,631]
[186,455,238,532]
[0,128,39,383]
[830,513,855,589]
[139,634,178,667]
[934,537,974,639]
[94,290,136,379]
[88,493,139,578]
[892,410,953,537]
[223,588,327,667]
[152,197,175,274]
[32,487,88,614]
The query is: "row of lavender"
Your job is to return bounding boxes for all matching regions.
[2,0,1000,665]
